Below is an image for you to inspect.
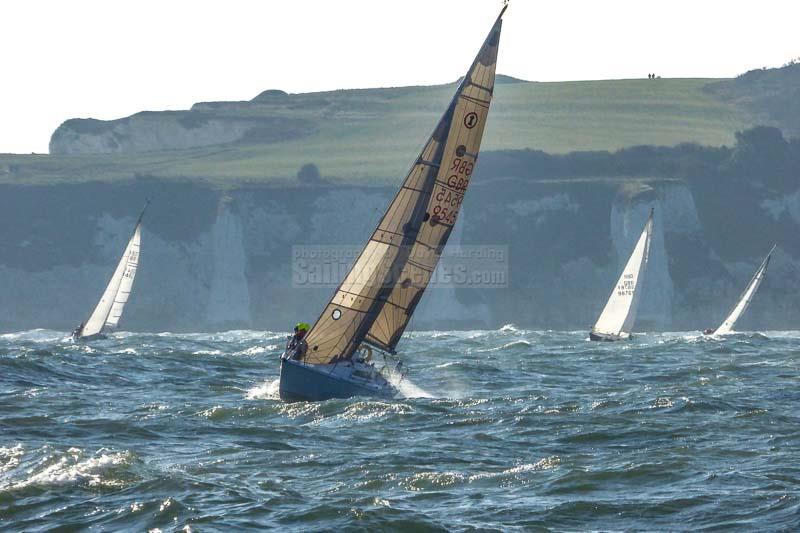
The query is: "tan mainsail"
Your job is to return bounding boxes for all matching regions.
[303,7,505,365]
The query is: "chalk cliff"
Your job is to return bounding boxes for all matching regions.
[1,175,796,333]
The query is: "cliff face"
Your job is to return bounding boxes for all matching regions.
[49,112,313,155]
[1,176,797,333]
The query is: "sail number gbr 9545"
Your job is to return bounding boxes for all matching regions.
[432,156,474,226]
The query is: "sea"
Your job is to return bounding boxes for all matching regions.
[2,327,800,531]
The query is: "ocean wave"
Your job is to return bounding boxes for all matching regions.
[468,456,561,481]
[478,340,532,352]
[246,379,280,400]
[391,376,434,399]
[338,401,414,422]
[0,447,135,492]
[402,456,560,490]
[0,444,24,473]
[2,328,799,529]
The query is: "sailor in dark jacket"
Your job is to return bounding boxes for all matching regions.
[286,322,309,360]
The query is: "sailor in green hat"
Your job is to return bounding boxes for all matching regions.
[287,322,310,360]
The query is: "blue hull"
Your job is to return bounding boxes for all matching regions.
[279,359,397,402]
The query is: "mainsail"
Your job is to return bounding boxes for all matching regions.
[592,209,654,338]
[713,245,775,335]
[81,207,146,337]
[302,7,506,365]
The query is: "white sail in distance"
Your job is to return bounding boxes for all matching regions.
[713,245,775,335]
[81,205,146,337]
[592,209,654,339]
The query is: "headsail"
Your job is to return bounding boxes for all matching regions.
[713,245,775,335]
[592,209,654,338]
[81,204,147,337]
[302,7,506,365]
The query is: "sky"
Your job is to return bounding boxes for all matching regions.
[2,0,798,154]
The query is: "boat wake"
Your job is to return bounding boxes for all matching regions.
[245,379,280,400]
[391,375,434,399]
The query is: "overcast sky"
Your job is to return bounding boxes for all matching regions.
[2,0,798,154]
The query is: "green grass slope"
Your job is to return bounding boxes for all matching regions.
[0,77,751,186]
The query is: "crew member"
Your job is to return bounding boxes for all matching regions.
[287,322,309,360]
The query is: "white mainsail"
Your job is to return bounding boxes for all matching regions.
[80,208,145,337]
[713,245,775,335]
[592,209,654,339]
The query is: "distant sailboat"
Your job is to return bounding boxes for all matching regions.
[590,208,654,342]
[704,245,775,336]
[73,202,148,341]
[278,6,507,401]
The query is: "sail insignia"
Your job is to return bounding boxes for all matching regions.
[302,9,505,365]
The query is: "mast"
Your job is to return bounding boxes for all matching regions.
[302,7,506,364]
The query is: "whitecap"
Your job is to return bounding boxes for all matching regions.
[339,401,413,422]
[234,345,268,356]
[1,447,133,492]
[390,376,434,399]
[468,456,561,482]
[246,379,280,400]
[0,444,24,473]
[192,349,223,356]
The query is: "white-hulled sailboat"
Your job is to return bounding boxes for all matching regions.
[72,202,148,341]
[590,208,654,342]
[704,245,775,336]
[278,5,507,401]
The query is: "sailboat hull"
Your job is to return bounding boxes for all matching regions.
[73,332,108,342]
[589,331,631,342]
[279,358,398,402]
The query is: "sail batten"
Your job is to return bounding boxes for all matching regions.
[714,245,775,335]
[592,209,654,338]
[302,9,504,365]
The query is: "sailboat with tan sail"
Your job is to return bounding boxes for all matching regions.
[278,5,507,401]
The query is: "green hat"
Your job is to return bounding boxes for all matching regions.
[295,322,310,332]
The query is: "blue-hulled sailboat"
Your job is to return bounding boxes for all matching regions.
[279,5,508,401]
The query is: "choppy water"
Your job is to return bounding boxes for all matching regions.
[2,327,800,531]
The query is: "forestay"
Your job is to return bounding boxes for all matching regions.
[592,209,654,338]
[714,245,775,335]
[302,7,506,365]
[81,213,144,337]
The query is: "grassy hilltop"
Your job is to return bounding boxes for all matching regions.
[0,76,755,186]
